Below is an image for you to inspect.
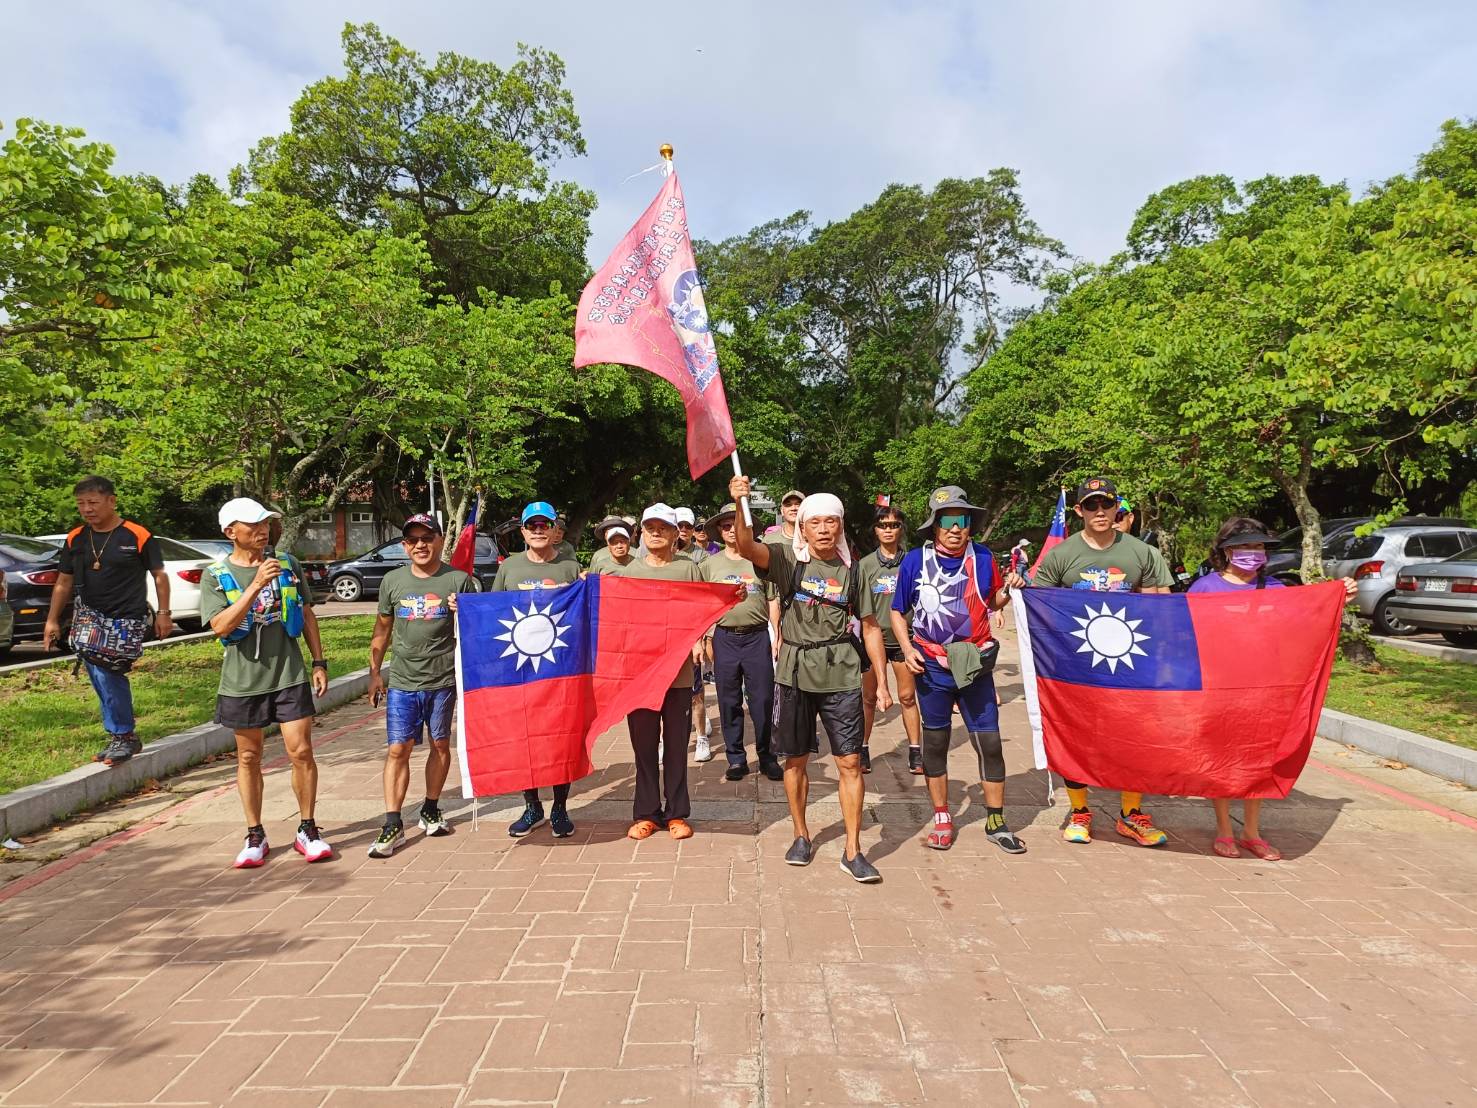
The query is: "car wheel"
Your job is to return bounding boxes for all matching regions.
[1372,594,1418,637]
[1440,630,1477,649]
[331,574,363,602]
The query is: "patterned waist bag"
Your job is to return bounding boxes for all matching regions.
[69,600,148,675]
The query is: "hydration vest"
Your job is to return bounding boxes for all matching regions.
[207,559,304,645]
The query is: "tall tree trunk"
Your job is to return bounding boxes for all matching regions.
[567,463,642,546]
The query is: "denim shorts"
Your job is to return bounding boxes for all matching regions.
[386,687,455,746]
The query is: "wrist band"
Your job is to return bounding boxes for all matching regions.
[312,660,328,671]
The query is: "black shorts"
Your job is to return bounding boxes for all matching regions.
[215,684,315,730]
[884,644,905,665]
[772,684,864,759]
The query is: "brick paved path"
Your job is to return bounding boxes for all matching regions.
[2,627,1476,1106]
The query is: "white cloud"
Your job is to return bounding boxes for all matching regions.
[3,0,1473,268]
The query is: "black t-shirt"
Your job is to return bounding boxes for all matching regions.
[58,521,162,620]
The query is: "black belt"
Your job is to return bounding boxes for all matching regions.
[718,623,769,635]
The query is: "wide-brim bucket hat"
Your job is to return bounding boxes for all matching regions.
[917,485,988,533]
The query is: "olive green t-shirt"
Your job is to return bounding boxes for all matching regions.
[588,548,633,575]
[855,550,906,649]
[612,556,704,688]
[491,551,582,592]
[199,555,311,698]
[700,552,773,629]
[757,543,862,693]
[1032,531,1173,593]
[377,565,480,690]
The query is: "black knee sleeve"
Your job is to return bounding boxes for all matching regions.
[968,730,1005,783]
[921,727,950,778]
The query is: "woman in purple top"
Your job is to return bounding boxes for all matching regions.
[1190,517,1356,860]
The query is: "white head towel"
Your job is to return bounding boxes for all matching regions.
[793,493,851,567]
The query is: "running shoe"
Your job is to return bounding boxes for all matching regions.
[508,804,545,838]
[694,734,713,762]
[784,837,812,866]
[294,822,333,862]
[907,746,924,775]
[760,760,784,781]
[233,828,269,869]
[418,807,451,837]
[839,850,882,884]
[100,734,142,766]
[368,823,405,858]
[550,807,575,838]
[1115,809,1168,848]
[860,746,872,773]
[724,763,749,781]
[1062,809,1093,844]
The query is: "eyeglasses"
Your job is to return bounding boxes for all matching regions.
[1080,499,1116,513]
[876,522,902,530]
[402,534,436,548]
[938,514,970,531]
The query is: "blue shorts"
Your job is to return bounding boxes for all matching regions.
[386,687,455,746]
[916,654,999,732]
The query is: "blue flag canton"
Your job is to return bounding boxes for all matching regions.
[459,580,598,689]
[1023,590,1201,691]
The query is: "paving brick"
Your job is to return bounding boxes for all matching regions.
[398,1017,497,1087]
[305,1034,417,1086]
[161,1030,286,1102]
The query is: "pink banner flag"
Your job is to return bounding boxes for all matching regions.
[574,171,737,478]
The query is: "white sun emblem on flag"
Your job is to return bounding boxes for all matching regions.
[914,563,961,620]
[494,601,570,672]
[1071,602,1151,673]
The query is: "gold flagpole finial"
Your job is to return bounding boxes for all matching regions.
[659,143,674,160]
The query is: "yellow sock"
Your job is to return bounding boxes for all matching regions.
[1121,791,1142,815]
[1067,787,1089,811]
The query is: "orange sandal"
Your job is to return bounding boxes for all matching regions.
[1213,837,1240,858]
[1238,837,1281,861]
[667,818,694,840]
[627,820,660,840]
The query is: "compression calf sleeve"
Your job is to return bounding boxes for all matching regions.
[920,727,951,778]
[967,730,1005,783]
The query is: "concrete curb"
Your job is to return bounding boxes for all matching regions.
[1318,707,1477,788]
[0,668,370,841]
[1371,635,1477,666]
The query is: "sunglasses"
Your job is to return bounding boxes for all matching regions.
[1080,499,1116,513]
[523,521,551,532]
[876,521,902,530]
[938,514,970,531]
[402,534,437,548]
[1114,510,1130,522]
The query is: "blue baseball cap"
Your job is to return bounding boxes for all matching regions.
[521,501,557,525]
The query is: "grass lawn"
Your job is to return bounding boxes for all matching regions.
[0,616,376,794]
[1325,643,1477,751]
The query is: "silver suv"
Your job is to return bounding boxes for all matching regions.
[1324,524,1477,635]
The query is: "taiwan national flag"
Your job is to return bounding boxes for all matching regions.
[454,576,740,797]
[1015,582,1345,798]
[1028,490,1067,579]
[450,496,479,576]
[574,170,737,479]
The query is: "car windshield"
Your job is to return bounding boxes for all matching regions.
[0,536,60,560]
[1337,534,1383,561]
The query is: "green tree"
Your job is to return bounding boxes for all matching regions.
[243,23,593,304]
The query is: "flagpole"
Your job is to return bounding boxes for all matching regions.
[661,142,754,528]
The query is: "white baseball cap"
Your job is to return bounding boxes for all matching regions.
[218,497,281,533]
[674,507,695,525]
[641,503,679,528]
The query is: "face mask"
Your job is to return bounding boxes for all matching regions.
[1228,549,1267,572]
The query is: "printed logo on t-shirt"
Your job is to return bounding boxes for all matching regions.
[871,572,898,596]
[719,572,761,595]
[516,578,567,591]
[798,575,844,603]
[1073,567,1129,592]
[397,593,448,620]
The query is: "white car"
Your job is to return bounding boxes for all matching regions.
[34,534,213,631]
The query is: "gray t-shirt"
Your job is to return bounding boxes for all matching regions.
[1033,532,1173,592]
[756,544,862,694]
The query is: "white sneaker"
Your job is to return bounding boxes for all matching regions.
[234,829,269,869]
[418,809,451,836]
[294,822,333,863]
[694,734,713,762]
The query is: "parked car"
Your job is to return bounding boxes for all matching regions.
[0,571,13,657]
[1264,516,1470,584]
[326,534,502,601]
[1,534,69,646]
[184,539,331,604]
[35,533,212,631]
[1385,545,1477,648]
[1323,524,1477,635]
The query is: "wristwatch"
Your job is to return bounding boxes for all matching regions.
[312,659,328,671]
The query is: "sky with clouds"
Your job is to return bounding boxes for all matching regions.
[4,1,1474,272]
